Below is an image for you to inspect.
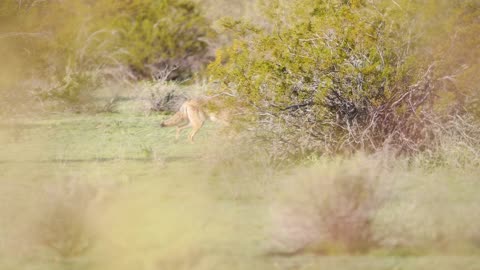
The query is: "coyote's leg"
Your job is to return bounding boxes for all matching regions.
[175,123,190,142]
[188,121,204,143]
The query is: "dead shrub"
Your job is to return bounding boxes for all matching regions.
[269,155,391,254]
[135,67,191,114]
[0,177,105,266]
[268,152,480,256]
[318,173,381,252]
[32,178,100,258]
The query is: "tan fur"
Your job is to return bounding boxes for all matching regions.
[160,98,229,143]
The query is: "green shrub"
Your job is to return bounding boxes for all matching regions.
[208,0,480,160]
[92,0,211,77]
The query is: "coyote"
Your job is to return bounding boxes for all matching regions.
[160,98,229,143]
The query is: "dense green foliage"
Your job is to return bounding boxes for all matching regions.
[92,0,211,75]
[209,0,480,159]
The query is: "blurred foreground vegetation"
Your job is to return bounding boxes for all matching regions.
[1,111,480,269]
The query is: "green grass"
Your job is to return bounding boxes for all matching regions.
[1,112,480,270]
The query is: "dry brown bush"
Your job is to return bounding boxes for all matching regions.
[0,178,104,261]
[269,155,392,254]
[32,179,100,258]
[135,67,191,114]
[269,150,480,256]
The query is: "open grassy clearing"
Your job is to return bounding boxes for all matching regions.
[0,113,271,270]
[1,113,480,270]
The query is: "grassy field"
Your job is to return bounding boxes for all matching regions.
[1,111,480,270]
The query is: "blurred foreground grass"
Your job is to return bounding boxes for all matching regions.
[1,113,480,270]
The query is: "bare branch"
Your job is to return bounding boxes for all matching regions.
[0,32,51,39]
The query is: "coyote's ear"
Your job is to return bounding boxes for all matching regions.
[160,122,166,127]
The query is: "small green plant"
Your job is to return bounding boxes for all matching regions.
[141,144,154,159]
